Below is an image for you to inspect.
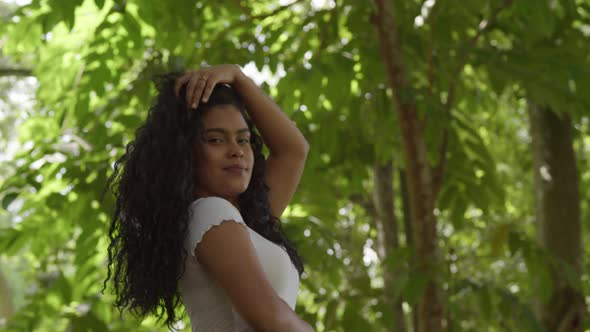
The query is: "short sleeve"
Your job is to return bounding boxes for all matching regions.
[187,196,247,258]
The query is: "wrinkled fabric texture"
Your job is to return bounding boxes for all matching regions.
[178,197,300,332]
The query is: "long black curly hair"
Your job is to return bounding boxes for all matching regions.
[100,71,305,330]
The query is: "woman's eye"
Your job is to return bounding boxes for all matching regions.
[208,138,249,144]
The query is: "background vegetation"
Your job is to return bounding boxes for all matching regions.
[0,0,588,331]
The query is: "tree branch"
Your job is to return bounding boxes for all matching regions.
[447,0,514,108]
[0,67,34,77]
[199,0,305,64]
[432,0,514,196]
[431,129,447,198]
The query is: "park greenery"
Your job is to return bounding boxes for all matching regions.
[0,0,589,331]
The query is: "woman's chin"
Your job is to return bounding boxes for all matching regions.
[223,185,249,196]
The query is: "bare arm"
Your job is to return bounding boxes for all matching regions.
[274,299,315,332]
[232,67,309,156]
[194,220,313,331]
[175,65,310,218]
[232,68,310,218]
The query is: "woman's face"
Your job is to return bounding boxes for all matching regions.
[192,104,254,206]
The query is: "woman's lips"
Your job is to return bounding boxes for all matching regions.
[223,167,245,175]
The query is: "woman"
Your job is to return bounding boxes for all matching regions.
[101,64,313,331]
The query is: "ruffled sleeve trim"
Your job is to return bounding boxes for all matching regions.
[190,218,248,258]
[187,197,247,258]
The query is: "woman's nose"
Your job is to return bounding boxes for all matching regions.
[229,144,244,157]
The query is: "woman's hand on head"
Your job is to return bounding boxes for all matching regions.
[174,64,243,109]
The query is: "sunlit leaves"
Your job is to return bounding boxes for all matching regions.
[1,0,589,330]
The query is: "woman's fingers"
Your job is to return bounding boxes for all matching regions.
[192,76,211,108]
[174,70,216,109]
[174,71,201,106]
[201,80,214,103]
[185,75,200,107]
[174,72,193,97]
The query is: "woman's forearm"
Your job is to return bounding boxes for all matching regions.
[275,315,314,332]
[269,299,314,332]
[232,66,309,157]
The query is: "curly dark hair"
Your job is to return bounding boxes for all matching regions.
[100,71,305,330]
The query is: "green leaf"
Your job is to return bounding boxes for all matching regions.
[46,192,66,210]
[490,223,511,257]
[114,114,142,128]
[70,311,109,331]
[402,270,430,305]
[39,11,62,35]
[94,0,105,9]
[449,195,467,229]
[341,299,372,330]
[553,257,583,292]
[2,192,19,210]
[523,248,553,304]
[383,246,412,271]
[486,57,511,95]
[52,270,72,303]
[476,284,493,321]
[121,12,143,50]
[0,227,27,255]
[507,231,522,257]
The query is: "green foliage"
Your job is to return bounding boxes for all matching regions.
[0,0,589,331]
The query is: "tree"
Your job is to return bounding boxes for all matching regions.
[529,104,585,331]
[1,0,589,330]
[371,0,444,327]
[480,0,590,329]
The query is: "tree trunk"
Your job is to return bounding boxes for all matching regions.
[400,169,417,331]
[528,102,586,332]
[371,1,444,331]
[372,160,406,332]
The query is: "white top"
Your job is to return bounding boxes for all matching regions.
[178,196,300,332]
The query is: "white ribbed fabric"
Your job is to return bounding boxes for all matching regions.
[178,196,300,332]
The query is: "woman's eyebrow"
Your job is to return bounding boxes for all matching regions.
[205,128,250,134]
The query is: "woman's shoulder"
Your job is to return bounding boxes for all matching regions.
[189,196,241,217]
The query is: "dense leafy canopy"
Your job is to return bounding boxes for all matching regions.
[0,0,589,330]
